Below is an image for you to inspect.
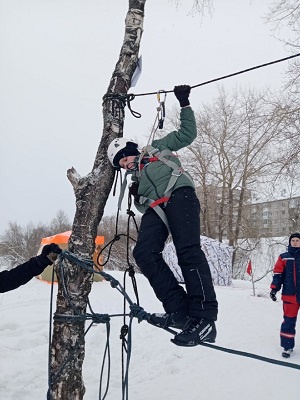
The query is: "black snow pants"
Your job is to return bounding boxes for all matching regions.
[133,186,218,321]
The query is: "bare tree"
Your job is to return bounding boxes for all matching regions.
[49,209,72,234]
[0,221,48,266]
[98,214,140,271]
[170,0,214,15]
[266,2,300,206]
[176,87,291,271]
[266,1,300,94]
[48,2,146,399]
[267,1,300,38]
[273,100,300,181]
[233,236,284,280]
[0,210,71,267]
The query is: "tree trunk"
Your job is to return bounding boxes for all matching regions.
[48,1,146,399]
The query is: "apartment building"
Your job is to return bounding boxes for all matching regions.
[196,183,300,239]
[247,196,300,237]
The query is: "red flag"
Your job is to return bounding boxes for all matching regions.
[246,260,252,276]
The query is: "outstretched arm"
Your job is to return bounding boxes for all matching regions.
[152,85,197,152]
[0,243,61,293]
[0,257,48,293]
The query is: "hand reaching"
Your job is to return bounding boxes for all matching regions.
[41,243,62,264]
[174,85,191,107]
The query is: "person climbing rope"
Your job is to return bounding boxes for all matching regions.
[107,85,218,346]
[0,243,61,293]
[270,232,300,358]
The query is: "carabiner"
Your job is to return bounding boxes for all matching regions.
[156,90,167,129]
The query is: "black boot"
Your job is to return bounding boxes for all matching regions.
[147,310,188,330]
[171,317,216,347]
[282,348,293,358]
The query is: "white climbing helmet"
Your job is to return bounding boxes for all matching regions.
[107,137,139,168]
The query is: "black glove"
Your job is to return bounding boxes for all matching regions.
[174,85,191,107]
[270,289,277,302]
[39,243,62,265]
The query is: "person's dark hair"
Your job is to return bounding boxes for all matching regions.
[113,142,140,167]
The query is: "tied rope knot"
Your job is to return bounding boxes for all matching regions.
[130,304,149,323]
[109,277,119,288]
[102,92,141,118]
[91,313,110,324]
[127,266,135,278]
[120,324,129,339]
[126,209,136,217]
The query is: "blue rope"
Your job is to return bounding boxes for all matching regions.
[47,250,140,400]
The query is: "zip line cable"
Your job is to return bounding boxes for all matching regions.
[111,52,300,119]
[132,52,300,97]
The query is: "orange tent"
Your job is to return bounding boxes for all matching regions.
[41,230,104,246]
[36,231,105,283]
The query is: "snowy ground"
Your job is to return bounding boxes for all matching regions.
[0,271,299,400]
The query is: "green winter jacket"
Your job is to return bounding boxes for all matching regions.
[134,106,196,213]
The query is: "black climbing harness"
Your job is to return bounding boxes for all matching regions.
[116,143,194,234]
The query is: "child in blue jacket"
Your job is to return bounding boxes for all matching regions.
[270,232,300,358]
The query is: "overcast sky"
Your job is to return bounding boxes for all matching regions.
[0,0,290,234]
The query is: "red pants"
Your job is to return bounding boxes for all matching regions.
[280,301,300,350]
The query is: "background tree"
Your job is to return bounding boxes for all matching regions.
[49,209,72,234]
[0,221,47,267]
[98,214,140,272]
[266,1,300,198]
[267,0,300,94]
[0,210,71,269]
[172,87,293,273]
[271,99,300,190]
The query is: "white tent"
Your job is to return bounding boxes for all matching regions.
[163,235,233,286]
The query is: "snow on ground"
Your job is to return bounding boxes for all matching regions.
[0,271,299,400]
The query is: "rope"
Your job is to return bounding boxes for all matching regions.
[200,342,300,370]
[127,304,300,370]
[48,194,141,400]
[47,252,135,400]
[145,90,167,144]
[98,320,111,400]
[132,52,300,97]
[102,93,141,118]
[101,53,300,121]
[119,197,140,398]
[96,189,138,270]
[129,305,300,371]
[47,250,300,400]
